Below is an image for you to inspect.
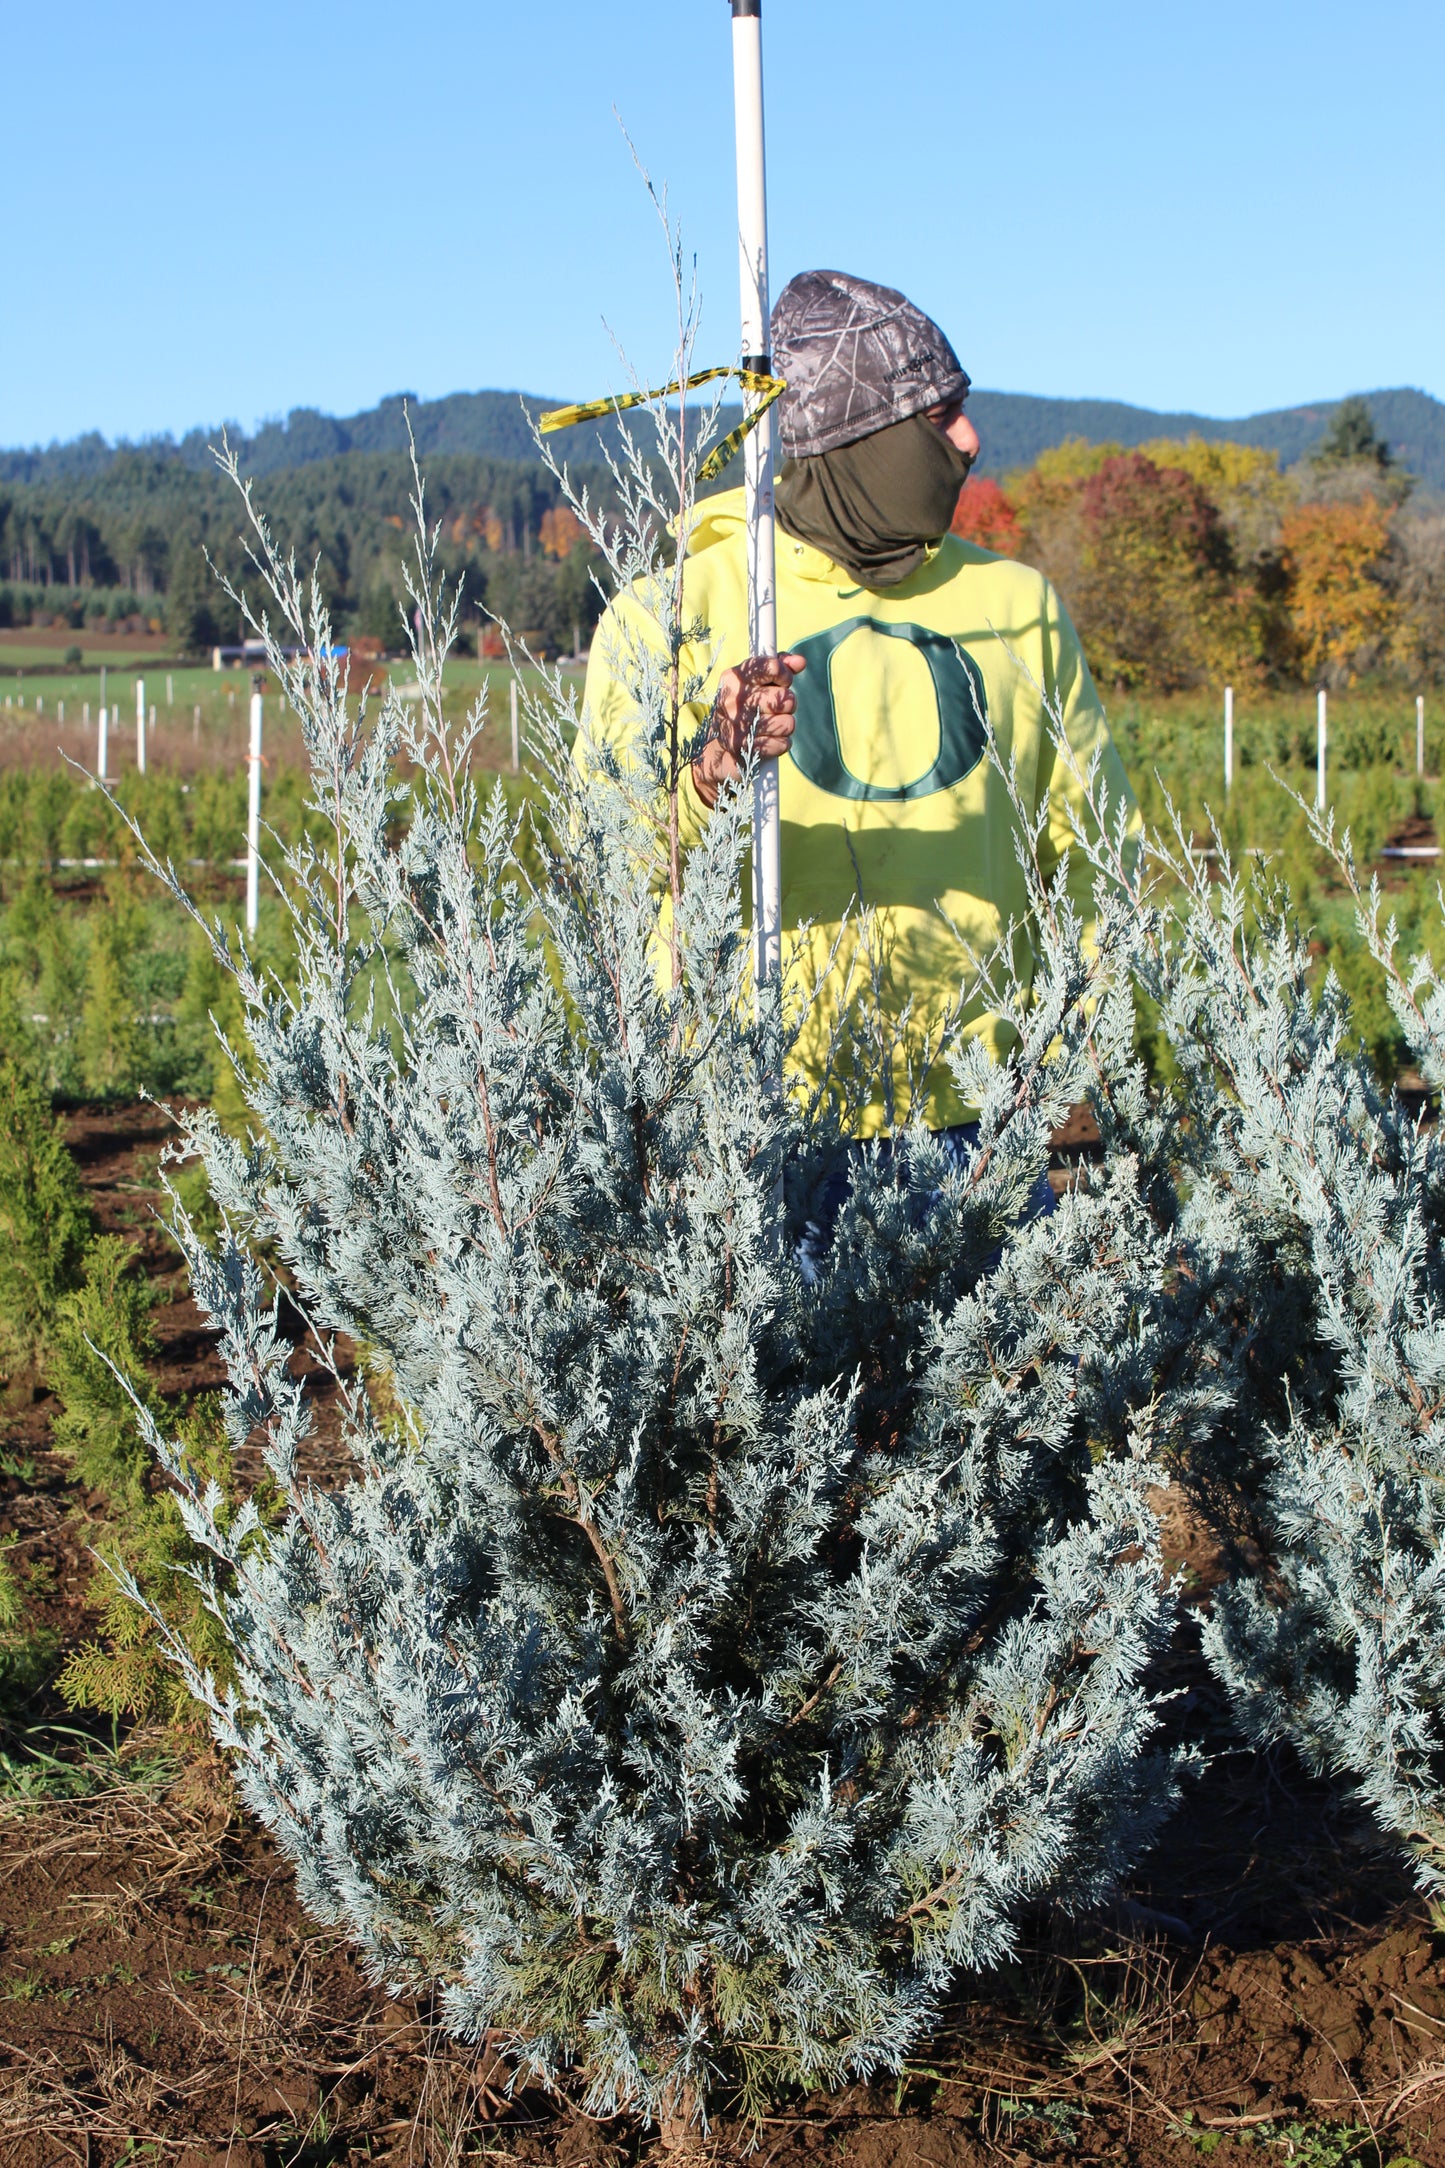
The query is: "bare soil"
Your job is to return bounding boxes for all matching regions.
[2,1106,1444,2166]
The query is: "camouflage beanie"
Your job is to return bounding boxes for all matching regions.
[770,270,969,461]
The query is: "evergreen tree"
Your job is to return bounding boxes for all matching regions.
[108,373,1187,2128]
[1314,394,1392,472]
[0,1027,92,1375]
[80,877,145,1098]
[1048,768,1445,1897]
[166,538,225,652]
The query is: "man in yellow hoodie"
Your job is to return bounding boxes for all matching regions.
[580,268,1137,1143]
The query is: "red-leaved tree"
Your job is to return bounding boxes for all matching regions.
[950,476,1023,555]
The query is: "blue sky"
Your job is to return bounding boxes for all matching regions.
[6,0,1442,448]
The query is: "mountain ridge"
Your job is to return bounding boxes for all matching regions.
[4,385,1442,492]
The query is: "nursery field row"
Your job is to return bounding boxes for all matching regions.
[0,656,575,788]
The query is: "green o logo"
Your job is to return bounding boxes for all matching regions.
[787,618,989,802]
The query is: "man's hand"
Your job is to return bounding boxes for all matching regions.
[691,652,806,808]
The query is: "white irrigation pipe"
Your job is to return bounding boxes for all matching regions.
[731,0,780,1001]
[246,681,263,934]
[1223,685,1233,790]
[1316,687,1327,811]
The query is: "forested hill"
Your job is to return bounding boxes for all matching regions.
[5,384,1444,491]
[967,386,1445,490]
[0,394,629,487]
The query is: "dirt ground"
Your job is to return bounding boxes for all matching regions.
[2,1105,1445,2166]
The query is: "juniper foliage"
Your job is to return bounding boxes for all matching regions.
[1047,756,1445,1895]
[108,334,1187,2122]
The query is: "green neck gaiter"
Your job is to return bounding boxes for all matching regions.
[773,411,976,589]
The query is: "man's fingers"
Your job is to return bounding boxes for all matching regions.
[743,653,805,690]
[734,682,798,722]
[727,652,806,699]
[727,698,795,752]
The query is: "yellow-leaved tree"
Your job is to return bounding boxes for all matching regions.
[1281,498,1397,683]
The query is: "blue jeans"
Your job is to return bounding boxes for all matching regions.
[796,1121,1056,1282]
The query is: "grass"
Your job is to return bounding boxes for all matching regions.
[0,636,169,671]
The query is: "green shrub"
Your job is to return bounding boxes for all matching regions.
[0,1544,60,1737]
[0,1037,93,1378]
[59,1396,265,1729]
[47,1235,159,1500]
[42,1231,268,1730]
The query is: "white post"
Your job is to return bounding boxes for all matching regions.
[1419,694,1426,779]
[731,0,780,1000]
[1223,685,1234,789]
[166,672,174,706]
[1317,687,1327,811]
[136,677,146,773]
[100,664,107,724]
[83,700,90,728]
[510,677,520,773]
[97,704,108,782]
[246,681,263,934]
[193,703,200,745]
[36,695,43,717]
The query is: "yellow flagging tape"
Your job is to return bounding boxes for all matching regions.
[539,366,785,482]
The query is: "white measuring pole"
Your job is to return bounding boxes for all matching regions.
[731,0,781,999]
[510,677,520,773]
[1223,685,1234,790]
[99,664,107,726]
[246,680,263,934]
[1419,694,1426,779]
[1316,687,1327,810]
[97,704,108,782]
[136,676,146,773]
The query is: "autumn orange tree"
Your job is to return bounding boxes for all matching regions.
[539,504,586,559]
[1281,498,1397,683]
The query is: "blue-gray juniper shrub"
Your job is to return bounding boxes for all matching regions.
[1051,758,1445,1897]
[108,402,1189,2129]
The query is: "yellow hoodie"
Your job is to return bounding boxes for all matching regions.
[579,487,1138,1136]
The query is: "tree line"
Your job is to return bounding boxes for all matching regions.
[954,398,1445,692]
[4,399,1442,692]
[0,447,616,657]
